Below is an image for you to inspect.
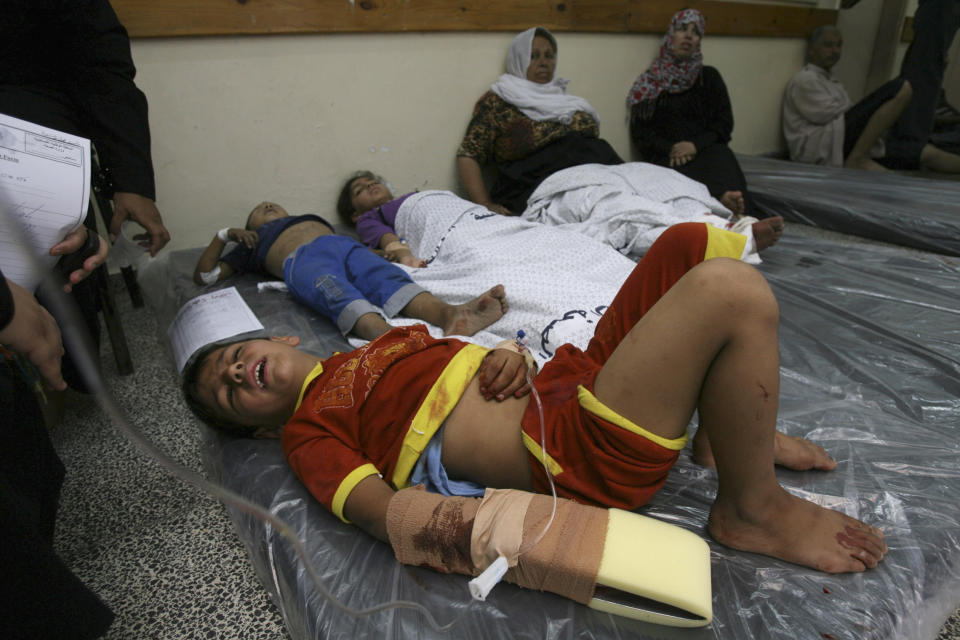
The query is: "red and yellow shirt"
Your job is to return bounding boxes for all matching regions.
[281,325,488,522]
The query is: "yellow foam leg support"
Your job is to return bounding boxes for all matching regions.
[589,509,712,627]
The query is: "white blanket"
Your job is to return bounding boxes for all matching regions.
[522,162,743,259]
[384,190,636,365]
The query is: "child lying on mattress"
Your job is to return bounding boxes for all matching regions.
[335,170,424,267]
[336,169,785,263]
[183,222,886,578]
[193,201,506,340]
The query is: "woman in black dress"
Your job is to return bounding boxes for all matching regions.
[628,9,754,217]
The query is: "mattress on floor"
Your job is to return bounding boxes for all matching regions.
[739,154,960,257]
[142,235,960,640]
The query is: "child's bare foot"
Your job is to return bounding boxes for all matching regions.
[692,428,835,471]
[720,190,746,216]
[443,285,508,336]
[845,155,889,172]
[708,488,887,573]
[752,216,784,251]
[774,431,836,471]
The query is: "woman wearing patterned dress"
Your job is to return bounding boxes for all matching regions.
[456,27,622,215]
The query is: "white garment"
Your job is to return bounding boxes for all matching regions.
[522,162,758,263]
[490,27,600,125]
[388,190,636,363]
[782,64,851,166]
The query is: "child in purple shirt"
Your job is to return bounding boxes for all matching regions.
[336,171,424,268]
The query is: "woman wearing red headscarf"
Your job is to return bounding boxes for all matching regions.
[628,10,755,218]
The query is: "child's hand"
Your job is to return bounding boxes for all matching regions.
[478,348,533,401]
[384,245,426,268]
[398,253,426,268]
[228,228,259,248]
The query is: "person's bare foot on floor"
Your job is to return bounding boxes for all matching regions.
[708,487,887,573]
[774,431,836,470]
[442,285,508,336]
[752,216,785,250]
[845,155,890,172]
[721,190,746,216]
[692,428,834,471]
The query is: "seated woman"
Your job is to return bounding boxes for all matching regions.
[456,26,622,215]
[628,9,754,217]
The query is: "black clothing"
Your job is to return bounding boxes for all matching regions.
[629,66,753,214]
[490,133,623,214]
[0,274,13,330]
[0,0,155,391]
[0,267,115,638]
[0,0,155,199]
[885,0,960,167]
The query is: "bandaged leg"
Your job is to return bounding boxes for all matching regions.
[386,486,712,627]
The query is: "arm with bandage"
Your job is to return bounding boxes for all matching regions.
[192,227,258,285]
[344,476,713,627]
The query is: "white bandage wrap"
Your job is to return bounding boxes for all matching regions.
[217,227,230,242]
[198,264,221,285]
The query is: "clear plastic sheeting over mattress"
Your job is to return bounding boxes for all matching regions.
[739,154,960,256]
[142,232,960,640]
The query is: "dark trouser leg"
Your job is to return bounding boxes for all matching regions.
[0,360,114,639]
[886,0,960,166]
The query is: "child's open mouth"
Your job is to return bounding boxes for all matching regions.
[254,359,267,388]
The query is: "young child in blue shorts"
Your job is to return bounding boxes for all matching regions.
[193,201,507,340]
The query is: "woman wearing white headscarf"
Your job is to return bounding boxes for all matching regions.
[628,9,753,216]
[457,27,622,215]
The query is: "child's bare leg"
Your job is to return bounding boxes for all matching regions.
[351,312,393,341]
[692,426,836,471]
[593,259,885,572]
[401,286,508,336]
[920,143,960,173]
[846,81,911,172]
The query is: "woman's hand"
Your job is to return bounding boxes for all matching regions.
[227,228,259,248]
[669,141,697,167]
[478,348,534,401]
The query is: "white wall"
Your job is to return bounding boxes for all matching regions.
[130,31,813,253]
[834,0,884,100]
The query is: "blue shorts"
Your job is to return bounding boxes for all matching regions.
[282,235,425,334]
